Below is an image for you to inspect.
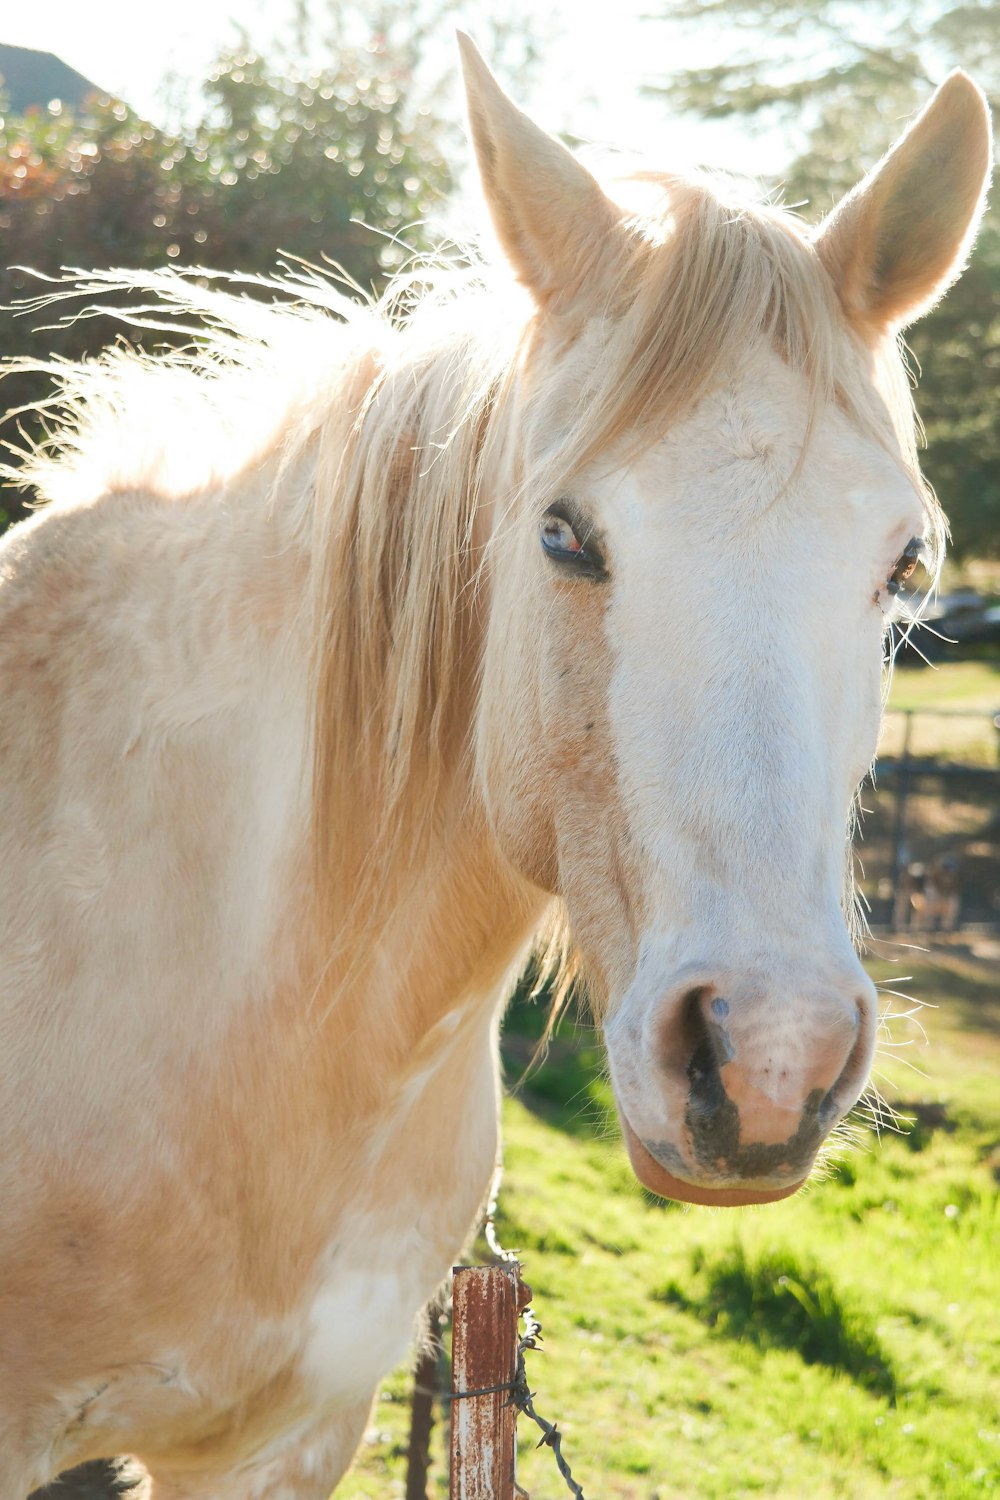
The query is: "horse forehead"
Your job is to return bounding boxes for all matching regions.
[665,356,814,458]
[648,360,870,481]
[597,389,913,537]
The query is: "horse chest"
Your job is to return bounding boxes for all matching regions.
[295,1237,438,1405]
[290,1030,503,1409]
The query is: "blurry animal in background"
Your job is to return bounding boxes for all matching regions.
[893,853,962,933]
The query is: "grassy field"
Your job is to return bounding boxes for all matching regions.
[339,942,999,1500]
[878,659,1000,762]
[886,661,1000,716]
[340,659,998,1500]
[860,659,999,923]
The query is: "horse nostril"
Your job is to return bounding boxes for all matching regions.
[679,986,730,1117]
[679,986,709,1058]
[820,993,876,1126]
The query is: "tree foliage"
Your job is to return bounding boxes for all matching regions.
[0,34,450,527]
[647,0,1000,559]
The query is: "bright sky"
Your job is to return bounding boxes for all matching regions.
[0,0,794,179]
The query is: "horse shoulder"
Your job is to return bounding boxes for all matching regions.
[0,487,312,1031]
[0,486,518,1479]
[0,483,316,1308]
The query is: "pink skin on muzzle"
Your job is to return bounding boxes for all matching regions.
[619,1113,806,1207]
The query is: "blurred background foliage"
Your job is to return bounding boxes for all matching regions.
[0,10,455,528]
[0,0,996,556]
[647,0,1000,559]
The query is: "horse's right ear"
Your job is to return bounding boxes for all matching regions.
[457,32,624,312]
[814,72,993,334]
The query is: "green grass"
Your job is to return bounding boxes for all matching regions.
[655,1242,897,1398]
[879,659,1000,761]
[887,660,1000,715]
[338,946,1000,1499]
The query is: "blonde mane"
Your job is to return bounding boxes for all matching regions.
[3,169,943,969]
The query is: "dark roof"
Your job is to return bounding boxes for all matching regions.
[0,43,103,114]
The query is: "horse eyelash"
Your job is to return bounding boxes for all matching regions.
[874,536,926,612]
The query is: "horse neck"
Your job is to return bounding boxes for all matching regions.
[369,798,539,1039]
[295,777,542,1138]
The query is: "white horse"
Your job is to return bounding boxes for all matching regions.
[0,37,990,1499]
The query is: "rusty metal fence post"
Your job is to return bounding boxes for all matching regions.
[449,1262,527,1500]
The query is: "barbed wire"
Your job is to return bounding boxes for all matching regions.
[508,1303,586,1500]
[473,1194,588,1499]
[484,1193,518,1263]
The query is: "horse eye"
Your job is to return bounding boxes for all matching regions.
[540,513,583,558]
[539,504,607,580]
[886,536,925,596]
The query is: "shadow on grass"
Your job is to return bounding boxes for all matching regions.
[501,985,615,1141]
[656,1242,897,1399]
[930,950,1000,1037]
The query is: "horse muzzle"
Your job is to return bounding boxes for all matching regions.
[606,966,877,1207]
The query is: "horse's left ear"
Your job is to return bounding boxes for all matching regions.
[814,71,993,333]
[457,32,625,312]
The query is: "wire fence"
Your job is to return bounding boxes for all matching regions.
[860,707,999,933]
[402,1204,589,1500]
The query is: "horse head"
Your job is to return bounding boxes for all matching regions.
[463,38,991,1206]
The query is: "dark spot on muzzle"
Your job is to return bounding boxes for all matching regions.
[642,990,861,1186]
[681,1003,831,1180]
[686,1080,828,1180]
[637,1086,828,1184]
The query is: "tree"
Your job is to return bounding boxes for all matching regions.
[0,34,451,528]
[646,0,1000,559]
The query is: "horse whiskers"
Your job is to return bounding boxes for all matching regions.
[813,1117,872,1181]
[872,1048,930,1089]
[878,994,930,1017]
[897,613,957,647]
[881,1017,930,1040]
[854,1084,910,1138]
[887,614,939,671]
